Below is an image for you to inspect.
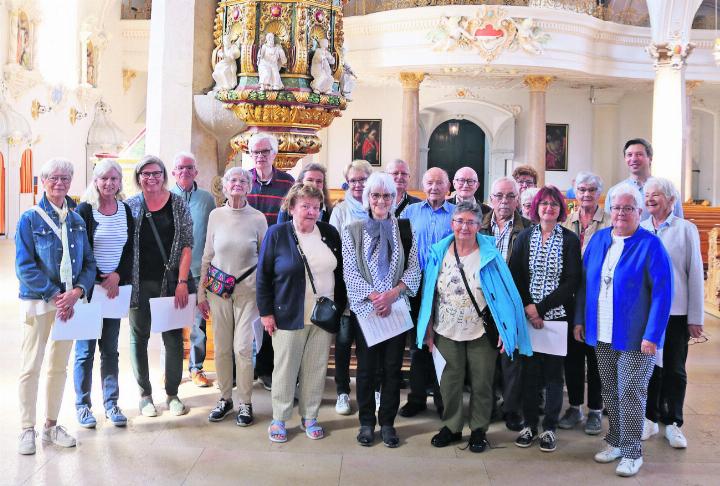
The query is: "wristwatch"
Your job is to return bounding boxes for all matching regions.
[74,287,85,299]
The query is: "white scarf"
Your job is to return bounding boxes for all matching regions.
[48,200,73,292]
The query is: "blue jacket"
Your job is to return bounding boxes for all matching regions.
[575,226,673,351]
[15,194,96,301]
[416,233,533,358]
[256,221,347,330]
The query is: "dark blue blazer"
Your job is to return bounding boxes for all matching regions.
[256,221,347,330]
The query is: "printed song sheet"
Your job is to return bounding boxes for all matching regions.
[149,294,197,333]
[528,320,568,356]
[51,302,103,341]
[91,284,132,319]
[356,299,413,347]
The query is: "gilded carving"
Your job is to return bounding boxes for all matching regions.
[228,102,339,130]
[230,131,323,170]
[524,75,554,92]
[293,6,309,74]
[399,72,425,90]
[647,41,695,70]
[240,3,257,73]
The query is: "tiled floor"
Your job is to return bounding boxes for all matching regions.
[1,239,718,485]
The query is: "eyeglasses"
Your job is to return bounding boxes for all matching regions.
[516,179,535,187]
[492,192,517,201]
[370,193,393,201]
[46,175,71,184]
[348,177,367,186]
[175,165,196,172]
[576,186,598,194]
[610,205,637,214]
[250,149,272,157]
[454,178,478,186]
[539,201,561,208]
[388,171,410,178]
[452,218,479,228]
[689,334,709,345]
[140,171,164,179]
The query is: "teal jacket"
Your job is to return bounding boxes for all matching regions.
[416,233,533,358]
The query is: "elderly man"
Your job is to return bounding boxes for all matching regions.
[246,133,295,390]
[386,159,421,217]
[398,167,455,417]
[605,138,683,221]
[479,176,531,432]
[512,165,538,197]
[448,166,491,214]
[170,152,216,387]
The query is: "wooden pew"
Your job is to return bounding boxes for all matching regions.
[682,204,720,268]
[705,228,720,313]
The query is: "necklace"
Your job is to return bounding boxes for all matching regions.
[602,245,622,298]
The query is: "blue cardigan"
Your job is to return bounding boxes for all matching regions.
[416,233,533,358]
[575,226,673,351]
[256,221,347,330]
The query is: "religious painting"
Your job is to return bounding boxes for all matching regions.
[545,123,568,172]
[352,119,381,167]
[15,10,33,69]
[84,41,98,87]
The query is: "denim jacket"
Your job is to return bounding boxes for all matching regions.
[15,194,97,301]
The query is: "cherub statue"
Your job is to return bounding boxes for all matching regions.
[212,34,241,91]
[257,33,287,91]
[310,38,335,95]
[339,47,357,100]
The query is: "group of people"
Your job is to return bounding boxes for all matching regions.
[16,135,705,478]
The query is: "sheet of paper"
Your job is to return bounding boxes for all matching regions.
[149,294,197,333]
[51,302,103,341]
[656,347,664,368]
[527,320,568,356]
[252,316,264,353]
[91,284,132,319]
[432,345,446,386]
[356,299,414,347]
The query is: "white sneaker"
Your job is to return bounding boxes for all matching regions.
[594,445,622,463]
[641,418,659,440]
[18,428,37,455]
[665,423,688,448]
[616,457,643,477]
[375,391,381,412]
[335,393,351,415]
[41,424,77,448]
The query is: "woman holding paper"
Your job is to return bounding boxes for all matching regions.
[509,185,581,453]
[257,184,346,443]
[126,155,194,418]
[198,167,268,426]
[575,183,672,477]
[417,201,532,453]
[341,172,421,448]
[74,159,134,428]
[16,158,96,455]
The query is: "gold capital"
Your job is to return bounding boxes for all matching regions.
[524,75,554,92]
[399,72,425,90]
[686,80,701,94]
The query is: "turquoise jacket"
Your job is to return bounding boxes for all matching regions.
[416,233,533,358]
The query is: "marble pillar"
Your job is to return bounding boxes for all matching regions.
[524,75,553,187]
[684,80,701,201]
[399,72,425,189]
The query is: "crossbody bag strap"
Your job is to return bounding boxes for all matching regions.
[32,205,62,240]
[236,264,257,282]
[141,197,170,270]
[452,242,483,319]
[289,224,318,295]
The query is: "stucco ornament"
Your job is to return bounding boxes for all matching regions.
[257,32,287,91]
[212,34,241,91]
[309,38,335,94]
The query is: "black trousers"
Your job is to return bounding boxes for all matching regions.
[405,284,441,406]
[254,331,274,377]
[334,314,356,395]
[646,315,690,426]
[352,315,406,427]
[565,326,603,410]
[521,352,564,431]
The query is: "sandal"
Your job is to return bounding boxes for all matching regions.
[268,420,287,443]
[300,418,325,440]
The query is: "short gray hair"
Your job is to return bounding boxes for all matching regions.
[574,171,604,193]
[248,132,279,154]
[362,172,397,214]
[644,177,678,203]
[452,201,484,222]
[520,187,540,206]
[222,166,251,198]
[491,176,519,196]
[343,159,373,180]
[173,151,196,168]
[82,159,125,209]
[40,158,74,180]
[608,182,643,208]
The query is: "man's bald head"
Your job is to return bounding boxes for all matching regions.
[422,168,450,208]
[453,166,479,202]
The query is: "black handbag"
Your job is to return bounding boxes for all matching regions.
[290,225,340,333]
[452,242,500,347]
[142,197,197,295]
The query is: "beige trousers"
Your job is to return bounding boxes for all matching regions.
[271,323,332,421]
[18,310,73,429]
[207,291,256,403]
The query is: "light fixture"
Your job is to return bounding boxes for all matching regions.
[69,106,88,125]
[1,85,32,146]
[31,99,52,120]
[589,85,596,104]
[87,100,124,149]
[448,120,460,136]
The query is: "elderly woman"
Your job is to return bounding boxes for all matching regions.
[329,159,373,415]
[198,167,268,426]
[16,158,96,455]
[74,159,134,429]
[257,184,347,443]
[509,186,581,453]
[575,183,672,477]
[640,177,703,449]
[418,201,532,452]
[558,171,611,435]
[520,187,539,220]
[342,172,421,447]
[126,155,194,417]
[277,163,332,223]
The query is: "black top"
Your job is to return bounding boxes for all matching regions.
[394,193,422,218]
[139,197,174,281]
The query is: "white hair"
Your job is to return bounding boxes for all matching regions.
[520,187,540,206]
[362,172,397,214]
[248,132,279,154]
[81,159,125,209]
[609,182,643,208]
[574,171,604,193]
[491,176,519,196]
[222,166,252,199]
[644,177,678,203]
[173,151,196,168]
[40,158,74,179]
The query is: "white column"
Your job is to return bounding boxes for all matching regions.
[399,72,424,189]
[524,75,553,187]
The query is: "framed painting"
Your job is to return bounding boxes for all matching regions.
[545,123,568,171]
[352,119,382,167]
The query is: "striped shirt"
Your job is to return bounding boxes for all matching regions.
[491,214,514,260]
[246,167,295,226]
[92,203,128,274]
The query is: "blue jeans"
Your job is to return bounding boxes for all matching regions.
[74,317,121,411]
[189,276,207,372]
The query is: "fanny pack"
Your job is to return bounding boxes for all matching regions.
[205,263,256,298]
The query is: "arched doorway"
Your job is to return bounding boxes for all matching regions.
[427,119,486,200]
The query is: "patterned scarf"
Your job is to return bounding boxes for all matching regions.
[528,224,565,319]
[365,217,393,280]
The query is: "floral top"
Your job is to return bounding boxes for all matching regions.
[529,224,565,320]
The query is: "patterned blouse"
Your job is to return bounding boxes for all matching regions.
[529,224,566,320]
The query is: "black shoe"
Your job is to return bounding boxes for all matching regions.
[259,375,272,391]
[514,427,538,448]
[381,425,399,448]
[539,430,557,452]
[357,425,374,446]
[431,426,462,448]
[236,403,253,426]
[468,429,489,453]
[504,412,524,432]
[399,401,427,417]
[208,398,234,422]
